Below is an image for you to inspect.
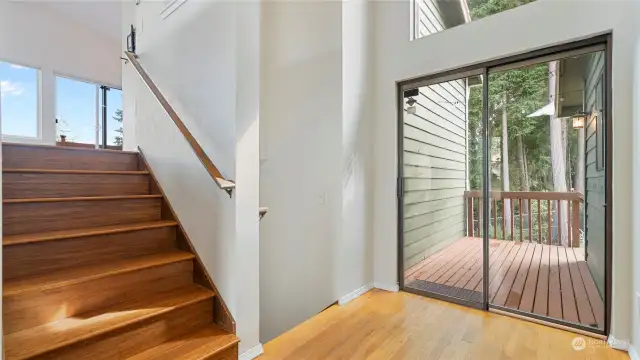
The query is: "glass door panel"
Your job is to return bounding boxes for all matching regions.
[487,50,605,331]
[98,87,123,149]
[401,73,485,306]
[56,76,98,146]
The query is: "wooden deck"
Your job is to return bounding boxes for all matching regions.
[404,237,604,329]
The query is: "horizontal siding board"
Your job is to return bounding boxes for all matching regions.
[403,151,466,170]
[419,87,466,121]
[405,111,465,142]
[404,196,464,218]
[404,125,466,153]
[404,221,465,261]
[404,178,466,192]
[411,99,466,137]
[416,0,445,32]
[403,165,465,179]
[403,188,466,205]
[404,138,466,163]
[405,206,465,233]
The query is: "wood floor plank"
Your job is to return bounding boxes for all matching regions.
[469,242,515,291]
[414,238,479,281]
[259,289,628,360]
[491,243,530,305]
[519,244,543,312]
[427,240,482,283]
[533,244,550,316]
[504,243,536,309]
[405,237,471,282]
[485,242,523,297]
[447,239,502,288]
[577,258,605,329]
[455,240,508,290]
[548,246,563,319]
[565,248,596,326]
[557,247,579,323]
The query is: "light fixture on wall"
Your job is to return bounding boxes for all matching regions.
[406,98,417,114]
[571,110,588,129]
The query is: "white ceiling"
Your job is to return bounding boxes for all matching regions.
[46,1,122,42]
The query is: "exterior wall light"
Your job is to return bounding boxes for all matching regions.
[571,111,588,129]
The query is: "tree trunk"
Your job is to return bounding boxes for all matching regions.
[502,93,511,237]
[548,61,568,246]
[518,135,530,230]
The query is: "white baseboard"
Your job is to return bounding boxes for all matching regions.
[629,344,639,360]
[339,283,373,305]
[240,343,264,360]
[607,335,629,351]
[374,282,399,293]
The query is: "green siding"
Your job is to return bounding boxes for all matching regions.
[583,52,606,297]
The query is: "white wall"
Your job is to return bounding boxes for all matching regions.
[631,0,640,354]
[259,0,374,343]
[372,0,639,344]
[259,1,342,343]
[340,0,374,302]
[124,1,261,355]
[0,0,121,144]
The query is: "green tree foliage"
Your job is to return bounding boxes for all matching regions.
[114,109,123,146]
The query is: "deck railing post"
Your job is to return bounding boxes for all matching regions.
[467,194,474,238]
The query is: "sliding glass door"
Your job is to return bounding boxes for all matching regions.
[399,70,487,308]
[399,37,610,335]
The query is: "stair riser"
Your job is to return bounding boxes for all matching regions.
[3,198,162,236]
[3,173,150,199]
[4,227,177,279]
[32,299,214,360]
[206,346,239,360]
[3,260,194,334]
[3,145,139,171]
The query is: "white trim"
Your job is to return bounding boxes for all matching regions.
[160,0,188,19]
[374,282,399,293]
[607,335,629,351]
[629,344,639,360]
[339,283,373,306]
[240,343,264,360]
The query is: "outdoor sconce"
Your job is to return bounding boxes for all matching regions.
[406,97,417,114]
[571,111,588,129]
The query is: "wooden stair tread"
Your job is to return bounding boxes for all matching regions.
[2,142,139,154]
[3,168,149,175]
[3,220,178,246]
[3,194,163,204]
[126,325,240,360]
[4,285,215,360]
[4,250,195,296]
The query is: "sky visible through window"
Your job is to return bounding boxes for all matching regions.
[0,61,122,144]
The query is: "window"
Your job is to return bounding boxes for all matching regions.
[0,61,39,138]
[412,0,537,40]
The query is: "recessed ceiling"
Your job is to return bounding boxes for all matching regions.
[46,1,122,42]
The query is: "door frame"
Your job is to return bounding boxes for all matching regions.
[396,33,612,336]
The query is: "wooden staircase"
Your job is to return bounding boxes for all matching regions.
[2,143,239,360]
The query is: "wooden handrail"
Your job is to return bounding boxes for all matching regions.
[124,51,235,196]
[464,190,583,247]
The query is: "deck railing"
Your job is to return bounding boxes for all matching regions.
[464,190,583,247]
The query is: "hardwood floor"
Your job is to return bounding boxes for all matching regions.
[404,237,604,329]
[259,289,627,360]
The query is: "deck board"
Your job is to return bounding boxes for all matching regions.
[405,237,604,329]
